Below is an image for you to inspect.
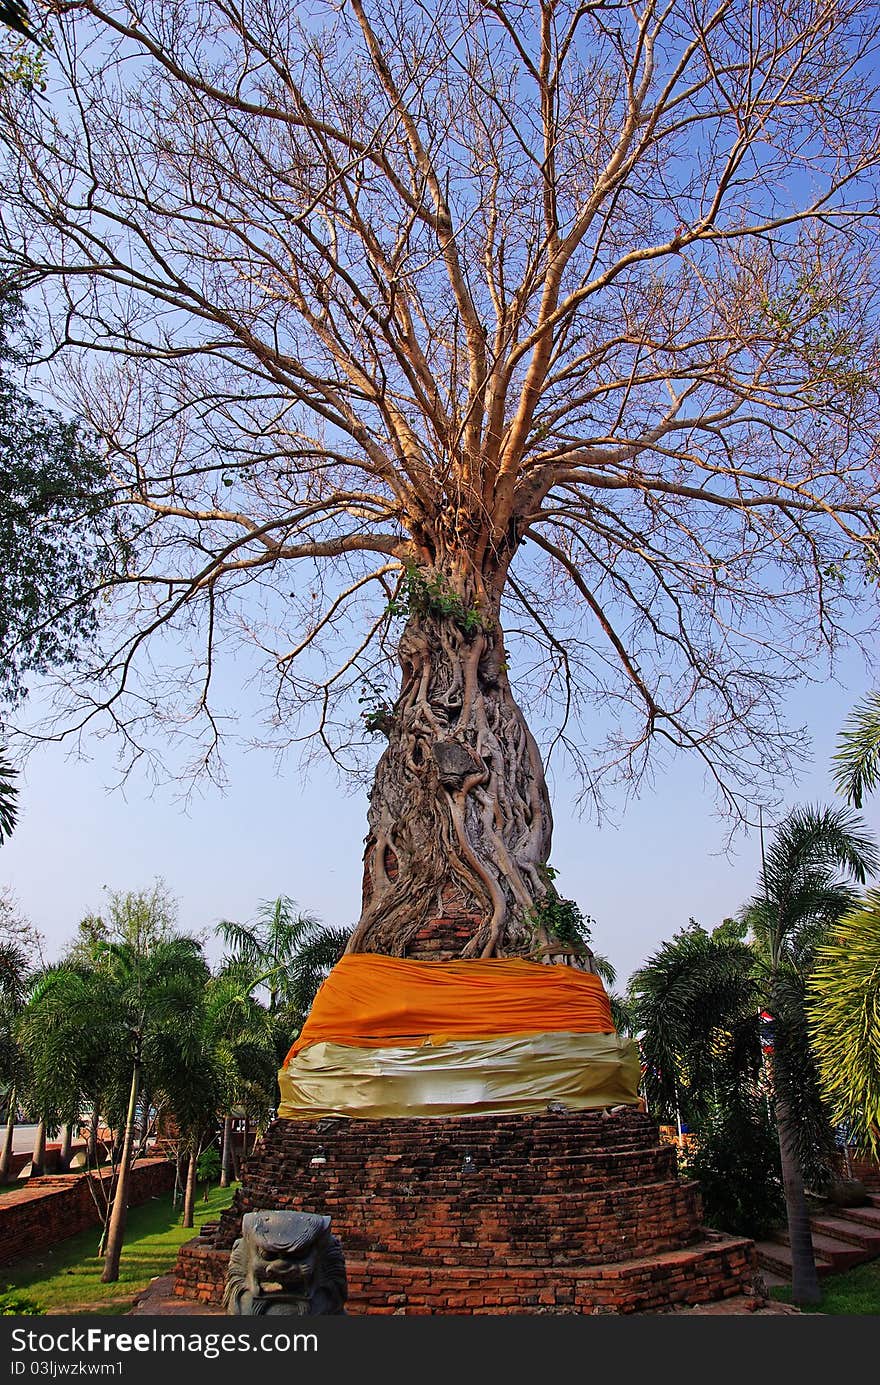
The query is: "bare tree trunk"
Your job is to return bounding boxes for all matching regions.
[776,1091,822,1308]
[346,592,554,960]
[59,1123,73,1171]
[241,1114,249,1174]
[0,1089,16,1182]
[87,1108,99,1164]
[182,1148,198,1229]
[101,1060,140,1283]
[30,1119,46,1177]
[220,1114,232,1187]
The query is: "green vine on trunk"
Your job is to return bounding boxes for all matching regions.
[527,865,595,949]
[358,680,396,736]
[385,566,486,636]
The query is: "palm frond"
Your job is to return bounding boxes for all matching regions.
[0,752,19,845]
[591,952,617,988]
[832,691,880,808]
[0,941,28,1003]
[746,805,879,962]
[215,919,262,968]
[629,928,759,1122]
[808,891,880,1158]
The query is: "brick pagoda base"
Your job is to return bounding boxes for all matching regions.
[173,1107,760,1314]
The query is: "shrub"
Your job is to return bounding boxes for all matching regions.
[685,1094,785,1239]
[196,1147,221,1186]
[0,1288,42,1315]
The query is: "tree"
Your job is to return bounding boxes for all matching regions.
[149,993,221,1232]
[0,285,123,710]
[0,937,28,1180]
[807,891,880,1160]
[218,897,349,1018]
[15,960,116,1185]
[632,805,878,1307]
[629,921,763,1133]
[2,3,880,958]
[58,886,210,1282]
[742,805,878,1307]
[202,962,277,1188]
[0,890,42,1181]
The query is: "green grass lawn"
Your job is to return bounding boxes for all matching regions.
[770,1260,880,1315]
[0,1182,237,1316]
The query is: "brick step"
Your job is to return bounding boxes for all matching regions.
[341,1235,756,1315]
[251,1151,678,1187]
[769,1224,869,1271]
[754,1240,835,1279]
[810,1213,880,1253]
[254,1112,661,1157]
[257,1140,667,1167]
[836,1203,880,1231]
[235,1175,688,1210]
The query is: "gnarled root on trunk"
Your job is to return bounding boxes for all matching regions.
[346,605,576,961]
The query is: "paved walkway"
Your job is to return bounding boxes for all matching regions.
[130,1276,223,1316]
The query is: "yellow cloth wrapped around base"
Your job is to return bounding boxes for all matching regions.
[277,1030,641,1120]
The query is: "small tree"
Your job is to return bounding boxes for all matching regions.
[0,937,28,1181]
[685,1091,785,1241]
[203,963,277,1187]
[35,885,211,1281]
[633,806,878,1308]
[743,805,878,1307]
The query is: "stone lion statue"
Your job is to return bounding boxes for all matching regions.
[223,1210,348,1316]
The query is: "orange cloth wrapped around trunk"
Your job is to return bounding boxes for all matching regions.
[284,953,615,1064]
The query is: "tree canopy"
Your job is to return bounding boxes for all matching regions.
[2,1,880,954]
[0,286,120,709]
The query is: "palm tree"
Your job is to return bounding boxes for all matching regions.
[16,963,120,1191]
[217,896,350,1017]
[832,691,880,808]
[630,923,762,1132]
[203,964,277,1187]
[94,932,208,1281]
[742,804,878,1307]
[149,995,220,1232]
[807,891,880,1160]
[631,806,877,1308]
[0,939,28,1180]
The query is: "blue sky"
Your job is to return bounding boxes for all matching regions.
[1,640,877,990]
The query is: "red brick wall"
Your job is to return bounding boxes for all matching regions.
[174,1109,758,1314]
[0,1157,175,1266]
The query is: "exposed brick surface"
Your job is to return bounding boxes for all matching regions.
[173,1109,757,1314]
[0,1157,175,1266]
